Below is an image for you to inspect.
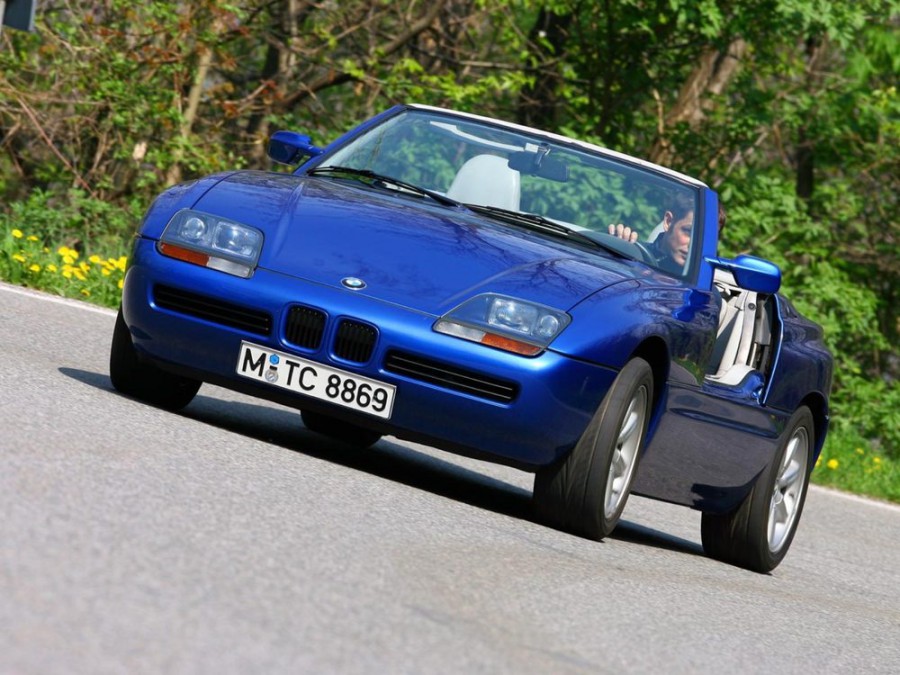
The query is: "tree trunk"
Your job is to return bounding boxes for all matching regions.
[165,42,214,186]
[245,0,304,162]
[649,38,747,166]
[795,36,826,203]
[279,0,449,109]
[516,8,573,130]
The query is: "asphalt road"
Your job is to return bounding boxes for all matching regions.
[2,281,899,674]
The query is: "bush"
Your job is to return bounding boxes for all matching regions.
[0,189,141,253]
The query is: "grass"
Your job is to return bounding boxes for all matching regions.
[1,221,897,504]
[812,426,899,503]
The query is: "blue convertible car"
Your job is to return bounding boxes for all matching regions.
[111,104,832,572]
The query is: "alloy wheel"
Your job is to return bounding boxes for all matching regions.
[768,426,809,553]
[604,384,648,519]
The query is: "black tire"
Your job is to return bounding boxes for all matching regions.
[109,308,201,411]
[701,406,815,573]
[301,409,382,448]
[533,357,653,540]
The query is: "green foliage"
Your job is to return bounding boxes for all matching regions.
[0,189,141,254]
[832,378,900,455]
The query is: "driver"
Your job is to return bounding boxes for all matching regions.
[607,193,707,275]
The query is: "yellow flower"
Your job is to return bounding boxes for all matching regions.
[80,289,91,297]
[826,459,839,470]
[115,256,128,271]
[29,264,41,272]
[73,269,87,281]
[12,229,23,238]
[117,279,124,289]
[58,246,79,261]
[13,253,26,263]
[873,457,882,465]
[815,457,822,469]
[89,254,102,264]
[27,235,39,242]
[855,447,865,455]
[79,261,90,273]
[47,264,58,273]
[62,269,72,279]
[101,268,111,277]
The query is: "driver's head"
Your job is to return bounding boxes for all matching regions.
[660,193,694,268]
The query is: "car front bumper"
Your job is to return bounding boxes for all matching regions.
[121,237,618,469]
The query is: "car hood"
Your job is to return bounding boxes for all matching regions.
[193,172,639,315]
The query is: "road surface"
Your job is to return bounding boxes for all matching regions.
[2,282,898,673]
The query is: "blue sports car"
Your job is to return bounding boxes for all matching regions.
[110,104,833,572]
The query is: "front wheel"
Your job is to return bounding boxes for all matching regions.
[533,357,653,540]
[109,308,201,411]
[701,406,815,573]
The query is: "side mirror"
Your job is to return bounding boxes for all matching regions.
[708,254,781,294]
[268,131,324,165]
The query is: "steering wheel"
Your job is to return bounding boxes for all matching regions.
[632,240,655,264]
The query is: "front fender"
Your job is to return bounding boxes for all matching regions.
[551,278,719,384]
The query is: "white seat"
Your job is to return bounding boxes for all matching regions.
[713,289,759,383]
[447,154,521,210]
[708,268,765,386]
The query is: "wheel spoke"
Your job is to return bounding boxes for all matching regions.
[768,517,785,548]
[610,474,625,496]
[783,436,802,467]
[770,495,788,524]
[618,404,639,445]
[777,462,801,490]
[611,447,626,472]
[607,452,625,496]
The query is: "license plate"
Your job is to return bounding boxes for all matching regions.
[236,341,396,419]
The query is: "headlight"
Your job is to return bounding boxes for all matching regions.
[158,209,263,278]
[434,294,570,356]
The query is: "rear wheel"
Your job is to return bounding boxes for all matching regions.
[701,406,814,573]
[533,358,653,540]
[301,409,382,448]
[109,308,200,411]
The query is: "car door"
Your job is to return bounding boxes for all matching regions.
[633,264,789,513]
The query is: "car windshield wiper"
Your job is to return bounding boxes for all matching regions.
[307,166,460,208]
[464,204,628,257]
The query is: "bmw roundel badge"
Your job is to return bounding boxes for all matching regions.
[341,277,367,290]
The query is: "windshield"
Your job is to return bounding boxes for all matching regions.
[316,109,701,278]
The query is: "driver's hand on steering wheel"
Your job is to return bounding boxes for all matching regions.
[608,223,638,243]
